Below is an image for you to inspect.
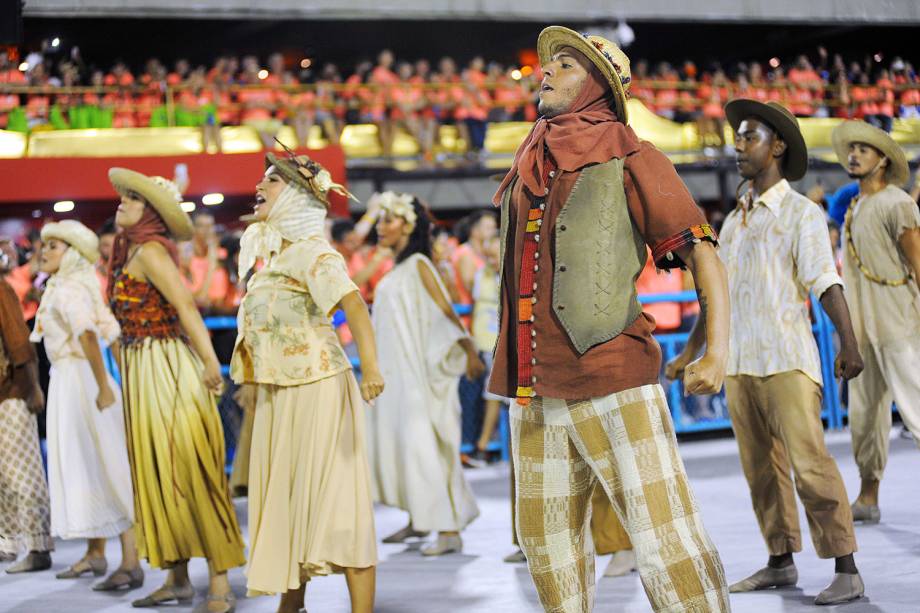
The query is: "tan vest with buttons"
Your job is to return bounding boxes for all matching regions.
[499,157,646,355]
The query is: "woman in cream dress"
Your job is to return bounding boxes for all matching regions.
[367,192,483,555]
[231,152,384,613]
[31,220,142,590]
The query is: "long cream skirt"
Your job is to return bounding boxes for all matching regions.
[246,370,377,596]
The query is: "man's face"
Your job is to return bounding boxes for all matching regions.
[472,214,497,243]
[194,214,215,242]
[337,230,361,257]
[538,48,591,118]
[733,118,785,180]
[846,142,887,180]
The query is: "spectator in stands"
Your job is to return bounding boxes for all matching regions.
[459,57,491,160]
[239,55,281,148]
[369,49,399,157]
[181,211,230,312]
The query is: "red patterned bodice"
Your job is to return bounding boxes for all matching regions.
[109,271,182,345]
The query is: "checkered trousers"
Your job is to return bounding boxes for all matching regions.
[512,384,730,613]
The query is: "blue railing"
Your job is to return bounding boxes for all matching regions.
[102,292,846,467]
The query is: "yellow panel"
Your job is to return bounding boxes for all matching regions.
[28,127,205,157]
[218,126,264,154]
[484,122,532,154]
[0,130,27,159]
[341,124,382,158]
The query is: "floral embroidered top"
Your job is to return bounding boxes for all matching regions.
[109,271,182,345]
[230,236,358,386]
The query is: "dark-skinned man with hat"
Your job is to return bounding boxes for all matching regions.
[831,120,920,525]
[670,99,866,605]
[490,26,730,612]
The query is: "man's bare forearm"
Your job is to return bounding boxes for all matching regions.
[819,285,858,348]
[679,242,729,360]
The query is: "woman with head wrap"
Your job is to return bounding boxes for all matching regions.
[31,220,141,591]
[106,168,245,613]
[230,152,384,613]
[366,192,484,556]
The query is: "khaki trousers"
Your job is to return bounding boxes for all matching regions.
[848,338,920,481]
[725,371,856,559]
[512,384,729,613]
[510,451,632,554]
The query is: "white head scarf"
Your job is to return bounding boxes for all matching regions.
[31,245,111,343]
[238,182,327,278]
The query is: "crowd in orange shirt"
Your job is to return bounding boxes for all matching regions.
[2,46,919,155]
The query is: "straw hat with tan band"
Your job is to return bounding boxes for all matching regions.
[831,120,910,188]
[40,220,100,264]
[108,168,194,241]
[725,99,809,181]
[537,26,632,124]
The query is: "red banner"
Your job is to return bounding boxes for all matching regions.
[0,145,349,217]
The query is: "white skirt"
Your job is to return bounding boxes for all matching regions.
[46,357,134,539]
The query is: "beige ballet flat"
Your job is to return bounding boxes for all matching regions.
[382,525,430,543]
[421,534,462,556]
[93,566,144,591]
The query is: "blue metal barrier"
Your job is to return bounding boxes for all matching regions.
[103,293,844,470]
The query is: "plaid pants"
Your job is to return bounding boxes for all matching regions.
[512,384,729,613]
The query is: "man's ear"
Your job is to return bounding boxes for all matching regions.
[772,137,788,161]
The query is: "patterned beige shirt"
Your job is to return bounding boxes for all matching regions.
[720,179,842,385]
[231,236,358,386]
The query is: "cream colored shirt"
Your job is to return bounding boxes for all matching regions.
[842,184,920,348]
[231,236,358,386]
[30,278,120,364]
[720,179,843,385]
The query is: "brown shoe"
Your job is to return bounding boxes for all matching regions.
[56,556,108,579]
[6,551,51,574]
[93,566,145,591]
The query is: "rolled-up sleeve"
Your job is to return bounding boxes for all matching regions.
[794,202,843,298]
[624,141,717,269]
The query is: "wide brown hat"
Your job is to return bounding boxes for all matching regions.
[725,99,808,181]
[40,220,100,264]
[831,120,910,187]
[108,168,193,240]
[537,26,632,124]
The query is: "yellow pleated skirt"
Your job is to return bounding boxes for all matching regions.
[120,337,245,573]
[246,371,377,596]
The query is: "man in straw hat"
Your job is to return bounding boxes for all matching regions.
[831,120,920,524]
[490,25,730,612]
[679,98,866,605]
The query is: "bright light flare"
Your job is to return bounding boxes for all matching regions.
[202,193,224,206]
[53,200,75,213]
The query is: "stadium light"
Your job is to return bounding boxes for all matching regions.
[511,69,523,81]
[32,210,42,218]
[202,193,224,206]
[258,69,269,80]
[51,38,61,48]
[53,200,75,213]
[180,201,196,213]
[18,62,28,72]
[768,57,780,68]
[300,59,312,69]
[873,53,884,63]
[521,66,534,77]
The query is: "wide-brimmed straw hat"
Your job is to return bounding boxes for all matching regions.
[108,168,194,240]
[831,120,910,187]
[40,220,100,264]
[537,26,632,124]
[725,99,808,181]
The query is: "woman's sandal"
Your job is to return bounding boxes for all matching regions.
[56,556,108,579]
[93,566,144,591]
[131,583,195,608]
[192,591,236,613]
